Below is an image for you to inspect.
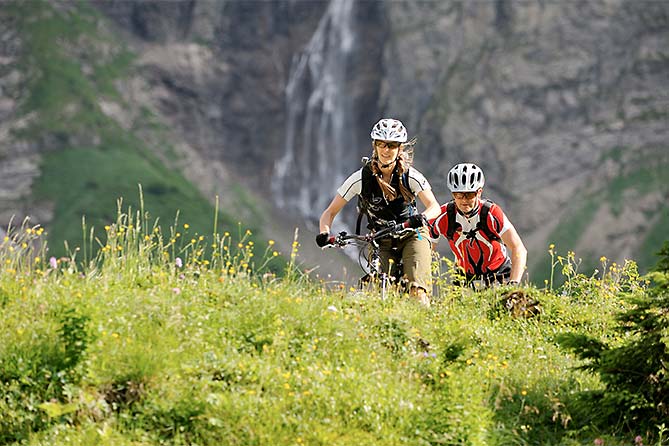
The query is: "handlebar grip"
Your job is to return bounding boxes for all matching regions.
[392,222,408,232]
[393,221,413,232]
[374,222,409,239]
[321,236,340,249]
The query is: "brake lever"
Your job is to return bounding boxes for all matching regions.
[322,231,349,249]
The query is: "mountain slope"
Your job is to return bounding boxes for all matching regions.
[1,0,667,281]
[0,1,269,256]
[89,0,669,277]
[381,1,669,278]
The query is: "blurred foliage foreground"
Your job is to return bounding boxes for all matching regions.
[0,203,668,446]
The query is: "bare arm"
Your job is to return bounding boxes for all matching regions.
[416,189,441,221]
[318,194,348,234]
[501,225,528,283]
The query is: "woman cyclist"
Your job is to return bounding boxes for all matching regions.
[316,118,441,305]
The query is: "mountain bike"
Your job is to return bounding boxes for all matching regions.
[324,221,414,300]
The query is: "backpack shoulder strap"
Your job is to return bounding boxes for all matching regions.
[446,200,457,240]
[477,199,500,241]
[355,163,374,234]
[400,170,416,204]
[355,210,365,235]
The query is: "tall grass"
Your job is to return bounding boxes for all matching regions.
[0,203,665,446]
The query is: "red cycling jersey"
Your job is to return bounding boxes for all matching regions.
[429,200,511,276]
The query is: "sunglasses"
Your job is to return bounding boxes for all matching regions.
[375,140,401,150]
[452,191,478,199]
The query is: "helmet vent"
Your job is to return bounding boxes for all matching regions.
[370,118,408,143]
[446,163,486,192]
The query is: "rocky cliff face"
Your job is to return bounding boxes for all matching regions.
[93,0,388,216]
[0,10,47,229]
[1,0,667,277]
[381,1,669,273]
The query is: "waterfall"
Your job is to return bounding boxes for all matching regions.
[272,0,357,227]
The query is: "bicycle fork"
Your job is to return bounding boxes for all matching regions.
[369,241,388,300]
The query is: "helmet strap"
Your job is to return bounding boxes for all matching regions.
[373,146,398,169]
[379,158,397,169]
[463,200,480,218]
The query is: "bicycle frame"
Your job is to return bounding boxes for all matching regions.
[330,223,412,299]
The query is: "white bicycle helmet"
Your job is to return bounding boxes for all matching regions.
[370,118,407,143]
[447,163,485,192]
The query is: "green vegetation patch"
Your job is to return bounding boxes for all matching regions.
[599,145,625,164]
[538,144,668,280]
[1,220,664,445]
[10,1,269,259]
[13,0,119,134]
[599,144,668,216]
[534,197,599,286]
[33,145,253,258]
[638,206,669,269]
[607,164,667,216]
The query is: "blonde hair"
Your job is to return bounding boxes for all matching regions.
[370,137,417,203]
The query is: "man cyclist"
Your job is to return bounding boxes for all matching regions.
[316,118,441,305]
[429,163,527,286]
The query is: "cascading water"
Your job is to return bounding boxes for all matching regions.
[272,0,357,230]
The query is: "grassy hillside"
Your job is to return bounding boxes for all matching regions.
[1,206,666,446]
[9,1,260,257]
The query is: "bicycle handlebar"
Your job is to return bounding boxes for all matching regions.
[324,221,414,248]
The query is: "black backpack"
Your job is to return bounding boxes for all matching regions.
[444,199,500,242]
[355,158,415,234]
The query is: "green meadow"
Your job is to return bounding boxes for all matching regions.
[1,203,667,446]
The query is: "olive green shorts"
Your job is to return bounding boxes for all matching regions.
[377,227,432,294]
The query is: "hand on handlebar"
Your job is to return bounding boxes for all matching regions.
[316,232,335,247]
[406,214,426,229]
[384,215,424,233]
[321,221,418,249]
